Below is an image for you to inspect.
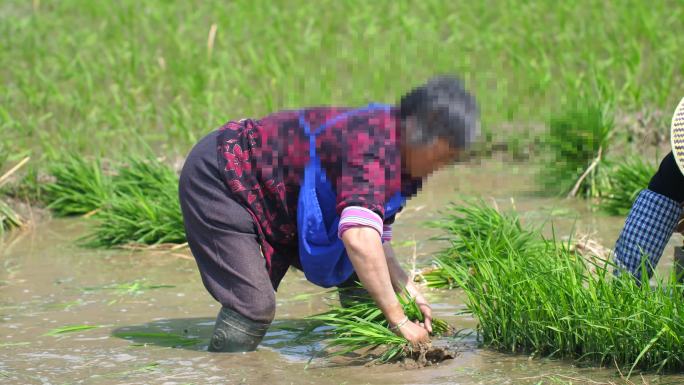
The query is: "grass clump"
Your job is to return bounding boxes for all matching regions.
[537,102,614,198]
[309,289,451,363]
[112,331,201,348]
[42,155,113,216]
[600,158,657,216]
[112,158,178,195]
[437,209,684,374]
[44,324,107,336]
[419,201,545,288]
[34,155,184,247]
[84,158,184,247]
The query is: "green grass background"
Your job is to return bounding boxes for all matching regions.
[3,0,684,161]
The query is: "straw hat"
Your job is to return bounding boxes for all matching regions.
[671,97,684,175]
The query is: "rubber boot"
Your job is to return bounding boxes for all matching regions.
[208,306,270,353]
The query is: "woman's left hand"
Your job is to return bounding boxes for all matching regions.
[406,283,432,334]
[381,242,433,333]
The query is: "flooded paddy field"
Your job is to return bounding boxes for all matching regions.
[2,161,683,385]
[4,1,684,383]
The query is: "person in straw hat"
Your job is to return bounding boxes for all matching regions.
[613,97,684,282]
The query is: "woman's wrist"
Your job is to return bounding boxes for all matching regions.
[389,316,410,331]
[384,302,406,325]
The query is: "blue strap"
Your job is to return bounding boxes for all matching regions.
[296,102,398,287]
[299,103,391,158]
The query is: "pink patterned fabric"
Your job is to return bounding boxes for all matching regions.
[381,225,393,242]
[215,107,421,286]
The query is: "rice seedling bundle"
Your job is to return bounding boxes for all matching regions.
[420,201,545,288]
[441,218,684,373]
[538,102,613,198]
[600,158,657,216]
[112,158,179,195]
[309,289,452,363]
[42,155,113,216]
[37,155,184,247]
[84,158,184,247]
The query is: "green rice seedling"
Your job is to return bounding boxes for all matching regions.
[442,226,684,374]
[112,157,178,195]
[418,265,458,289]
[600,158,657,216]
[81,280,175,295]
[65,158,185,247]
[112,331,201,348]
[83,182,184,247]
[82,157,185,247]
[430,201,544,258]
[309,288,451,363]
[0,199,22,235]
[44,324,107,336]
[0,342,30,348]
[94,362,161,379]
[537,101,614,198]
[420,201,545,288]
[42,155,113,216]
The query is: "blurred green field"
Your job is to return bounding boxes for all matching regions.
[3,0,683,162]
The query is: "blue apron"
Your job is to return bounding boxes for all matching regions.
[297,103,406,288]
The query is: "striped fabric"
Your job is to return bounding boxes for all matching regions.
[338,206,384,239]
[381,225,393,242]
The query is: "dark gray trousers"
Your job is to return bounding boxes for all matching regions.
[179,131,367,326]
[179,130,276,324]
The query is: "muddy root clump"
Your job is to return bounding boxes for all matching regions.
[399,342,457,369]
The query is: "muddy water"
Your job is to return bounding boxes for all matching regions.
[1,160,683,385]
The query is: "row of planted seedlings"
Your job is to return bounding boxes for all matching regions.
[418,201,684,376]
[22,155,185,247]
[537,99,658,215]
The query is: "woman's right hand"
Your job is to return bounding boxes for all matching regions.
[394,320,430,346]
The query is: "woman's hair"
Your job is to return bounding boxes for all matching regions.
[399,75,480,149]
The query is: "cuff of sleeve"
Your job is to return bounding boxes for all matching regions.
[381,224,392,241]
[338,206,383,239]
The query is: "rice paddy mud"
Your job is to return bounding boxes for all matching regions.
[3,160,684,385]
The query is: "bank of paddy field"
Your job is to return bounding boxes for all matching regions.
[2,0,684,383]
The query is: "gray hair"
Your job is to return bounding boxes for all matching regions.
[399,75,480,149]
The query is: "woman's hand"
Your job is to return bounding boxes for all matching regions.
[406,283,433,334]
[382,242,434,333]
[392,318,430,346]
